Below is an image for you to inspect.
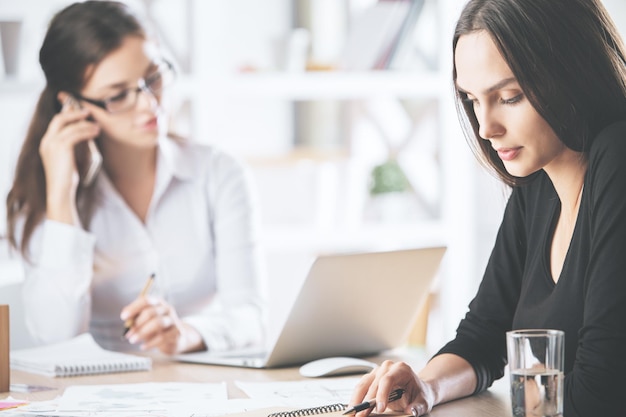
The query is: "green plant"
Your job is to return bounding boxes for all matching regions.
[369,159,411,195]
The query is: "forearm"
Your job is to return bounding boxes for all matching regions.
[46,191,80,226]
[418,353,477,406]
[22,220,95,343]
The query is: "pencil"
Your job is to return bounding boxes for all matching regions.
[122,273,155,336]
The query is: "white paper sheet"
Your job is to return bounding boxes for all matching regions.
[6,380,363,417]
[58,382,227,412]
[7,383,285,417]
[235,377,360,407]
[10,397,276,417]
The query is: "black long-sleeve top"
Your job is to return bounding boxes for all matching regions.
[437,121,626,416]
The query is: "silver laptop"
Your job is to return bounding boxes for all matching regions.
[175,246,446,368]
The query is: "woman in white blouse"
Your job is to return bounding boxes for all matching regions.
[5,1,265,354]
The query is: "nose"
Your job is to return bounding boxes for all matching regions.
[477,105,504,140]
[135,86,159,111]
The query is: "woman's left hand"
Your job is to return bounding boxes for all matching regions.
[121,297,205,355]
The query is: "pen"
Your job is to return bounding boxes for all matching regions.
[122,273,155,336]
[343,388,405,415]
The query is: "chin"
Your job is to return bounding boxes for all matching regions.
[504,165,541,178]
[136,129,160,143]
[120,135,159,149]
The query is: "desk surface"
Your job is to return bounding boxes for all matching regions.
[4,354,512,417]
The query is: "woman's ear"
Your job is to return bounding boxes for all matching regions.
[57,91,81,112]
[57,91,71,108]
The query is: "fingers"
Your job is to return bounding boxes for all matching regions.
[122,297,182,354]
[369,361,406,414]
[40,106,100,202]
[140,323,179,355]
[351,360,394,417]
[133,300,175,334]
[350,367,378,406]
[351,360,432,417]
[120,296,150,324]
[41,121,100,156]
[44,108,99,147]
[40,106,100,167]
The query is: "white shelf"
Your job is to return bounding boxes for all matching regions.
[261,221,446,253]
[0,79,42,94]
[176,71,446,100]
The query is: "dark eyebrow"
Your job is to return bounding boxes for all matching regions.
[102,81,130,92]
[97,62,159,93]
[456,77,518,96]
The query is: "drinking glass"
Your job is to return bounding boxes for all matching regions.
[506,329,564,417]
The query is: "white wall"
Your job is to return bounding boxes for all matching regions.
[603,0,626,34]
[1,0,625,352]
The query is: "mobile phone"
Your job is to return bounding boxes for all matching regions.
[63,96,103,187]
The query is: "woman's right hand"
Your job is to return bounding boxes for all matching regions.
[39,101,100,224]
[349,360,436,417]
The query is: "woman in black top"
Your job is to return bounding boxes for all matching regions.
[349,1,626,416]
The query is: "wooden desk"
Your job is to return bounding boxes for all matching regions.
[4,355,513,416]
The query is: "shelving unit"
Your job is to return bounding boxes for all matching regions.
[176,71,446,100]
[178,0,472,349]
[172,68,448,252]
[0,0,489,349]
[4,0,624,352]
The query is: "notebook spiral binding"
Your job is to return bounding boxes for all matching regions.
[267,403,347,417]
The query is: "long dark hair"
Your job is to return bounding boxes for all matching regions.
[453,0,626,186]
[6,1,146,257]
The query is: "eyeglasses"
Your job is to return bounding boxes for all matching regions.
[73,60,175,114]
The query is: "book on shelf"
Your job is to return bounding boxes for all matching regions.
[377,0,426,70]
[341,0,425,71]
[10,333,152,377]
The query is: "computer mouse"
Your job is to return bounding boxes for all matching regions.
[299,357,377,378]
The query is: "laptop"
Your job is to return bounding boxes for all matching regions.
[175,246,446,368]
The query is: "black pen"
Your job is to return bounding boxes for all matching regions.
[343,388,405,415]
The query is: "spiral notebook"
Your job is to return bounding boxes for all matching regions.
[10,333,152,377]
[228,405,409,417]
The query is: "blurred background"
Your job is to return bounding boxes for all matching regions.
[1,0,625,351]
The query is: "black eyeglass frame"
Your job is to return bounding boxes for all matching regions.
[71,60,175,114]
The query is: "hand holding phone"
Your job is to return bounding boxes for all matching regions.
[63,96,103,186]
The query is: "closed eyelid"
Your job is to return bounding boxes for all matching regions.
[107,89,131,100]
[461,89,523,105]
[500,93,524,104]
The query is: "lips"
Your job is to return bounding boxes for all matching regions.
[146,117,158,127]
[138,116,158,130]
[496,147,521,161]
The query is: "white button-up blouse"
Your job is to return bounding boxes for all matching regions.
[21,137,266,352]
